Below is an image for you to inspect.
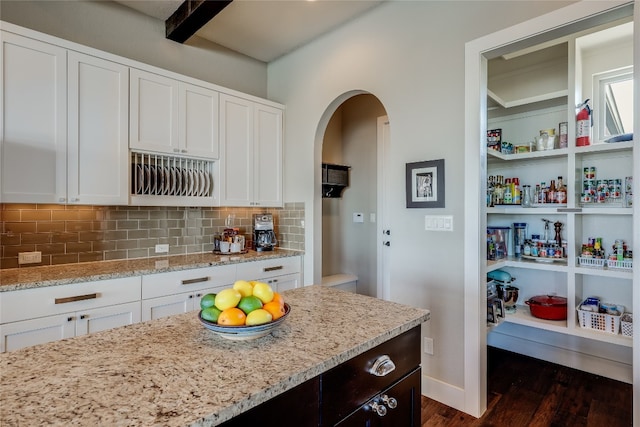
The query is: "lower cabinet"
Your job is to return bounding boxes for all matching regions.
[140,264,236,321]
[236,256,302,292]
[0,277,141,353]
[219,326,421,427]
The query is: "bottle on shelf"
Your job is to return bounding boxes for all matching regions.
[547,180,556,204]
[539,182,547,204]
[503,178,512,204]
[556,176,567,204]
[513,177,521,205]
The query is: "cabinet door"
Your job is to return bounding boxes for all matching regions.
[141,293,194,322]
[180,82,219,159]
[75,301,141,336]
[129,68,179,154]
[0,314,75,353]
[67,52,129,205]
[264,273,300,292]
[1,32,67,203]
[253,103,283,207]
[219,93,253,206]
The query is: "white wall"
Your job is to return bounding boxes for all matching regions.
[269,0,575,408]
[0,0,267,97]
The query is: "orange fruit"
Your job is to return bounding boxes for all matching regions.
[263,301,286,320]
[217,307,246,326]
[272,292,285,307]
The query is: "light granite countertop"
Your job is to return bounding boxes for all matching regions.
[0,249,302,292]
[0,285,430,426]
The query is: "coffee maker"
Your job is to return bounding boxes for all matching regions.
[253,214,277,251]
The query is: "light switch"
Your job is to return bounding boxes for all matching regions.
[353,213,364,223]
[425,215,453,231]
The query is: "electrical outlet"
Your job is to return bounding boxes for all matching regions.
[424,337,434,355]
[155,244,169,254]
[18,251,42,265]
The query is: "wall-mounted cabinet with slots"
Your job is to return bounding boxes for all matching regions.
[484,18,634,383]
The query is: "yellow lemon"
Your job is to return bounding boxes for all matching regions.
[214,288,242,310]
[252,282,274,304]
[233,280,254,297]
[245,309,273,326]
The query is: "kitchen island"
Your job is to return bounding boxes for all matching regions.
[0,285,429,426]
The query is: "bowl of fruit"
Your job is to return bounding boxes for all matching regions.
[198,280,290,341]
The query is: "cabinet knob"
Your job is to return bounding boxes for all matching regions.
[173,148,180,153]
[368,355,396,377]
[381,394,397,409]
[80,314,87,320]
[188,295,194,299]
[369,402,387,417]
[181,149,187,153]
[383,241,390,246]
[59,198,66,203]
[67,316,75,322]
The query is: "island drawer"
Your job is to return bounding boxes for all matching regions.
[0,277,141,324]
[237,256,301,280]
[321,326,420,426]
[141,264,236,299]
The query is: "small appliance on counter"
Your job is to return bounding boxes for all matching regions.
[253,213,277,252]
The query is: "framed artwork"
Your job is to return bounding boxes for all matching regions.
[406,159,445,208]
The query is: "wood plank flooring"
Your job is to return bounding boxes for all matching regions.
[421,347,632,426]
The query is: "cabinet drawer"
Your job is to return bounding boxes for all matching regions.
[321,326,420,426]
[238,256,301,280]
[141,264,236,299]
[0,276,141,324]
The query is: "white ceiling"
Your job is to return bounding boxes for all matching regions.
[114,0,384,62]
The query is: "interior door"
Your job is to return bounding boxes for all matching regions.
[377,116,391,300]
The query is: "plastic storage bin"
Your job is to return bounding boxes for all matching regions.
[487,226,511,260]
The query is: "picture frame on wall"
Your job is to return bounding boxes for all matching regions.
[406,159,445,208]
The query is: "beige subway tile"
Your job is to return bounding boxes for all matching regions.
[78,231,105,242]
[92,221,107,231]
[127,248,150,259]
[128,229,149,239]
[52,210,78,221]
[186,245,203,254]
[4,245,35,257]
[103,230,127,240]
[37,222,66,233]
[128,210,150,220]
[1,233,21,245]
[79,252,104,263]
[116,220,139,230]
[22,209,53,221]
[66,221,94,232]
[106,210,128,220]
[92,241,116,251]
[179,236,196,245]
[78,209,101,221]
[149,228,168,238]
[104,250,127,261]
[102,220,118,231]
[167,211,185,220]
[1,210,20,222]
[35,243,65,255]
[37,204,66,210]
[116,240,139,250]
[168,246,186,255]
[1,258,19,269]
[138,238,159,248]
[21,233,52,244]
[51,232,79,243]
[9,203,37,210]
[139,220,159,229]
[168,229,183,238]
[149,210,168,220]
[5,222,37,233]
[66,242,92,253]
[52,253,79,265]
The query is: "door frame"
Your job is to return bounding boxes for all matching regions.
[376,116,390,300]
[463,0,636,418]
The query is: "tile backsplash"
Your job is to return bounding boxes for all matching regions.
[0,203,305,269]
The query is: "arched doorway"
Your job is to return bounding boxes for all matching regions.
[314,92,388,297]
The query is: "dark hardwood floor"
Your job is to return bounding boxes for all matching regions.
[421,347,632,426]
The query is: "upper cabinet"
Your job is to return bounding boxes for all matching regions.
[1,33,129,205]
[129,68,219,160]
[1,32,67,203]
[67,51,129,205]
[219,94,283,207]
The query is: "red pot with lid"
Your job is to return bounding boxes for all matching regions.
[525,295,567,320]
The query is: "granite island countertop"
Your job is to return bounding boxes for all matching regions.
[0,249,302,292]
[0,285,430,426]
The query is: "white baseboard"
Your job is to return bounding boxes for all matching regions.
[421,373,466,413]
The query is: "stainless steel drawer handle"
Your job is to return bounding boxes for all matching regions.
[181,277,210,285]
[55,293,98,304]
[263,266,283,272]
[368,355,396,377]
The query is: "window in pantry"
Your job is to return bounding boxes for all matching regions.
[593,66,633,142]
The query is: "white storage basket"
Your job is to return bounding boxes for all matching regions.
[577,257,605,269]
[576,305,623,335]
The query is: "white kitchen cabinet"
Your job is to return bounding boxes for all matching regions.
[219,94,283,207]
[1,32,67,203]
[236,256,301,292]
[67,51,129,205]
[483,22,634,381]
[141,264,236,321]
[130,68,219,160]
[0,277,141,352]
[1,33,128,205]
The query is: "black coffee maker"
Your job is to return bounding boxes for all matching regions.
[253,214,277,251]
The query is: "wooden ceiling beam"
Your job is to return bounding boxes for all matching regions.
[166,0,233,43]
